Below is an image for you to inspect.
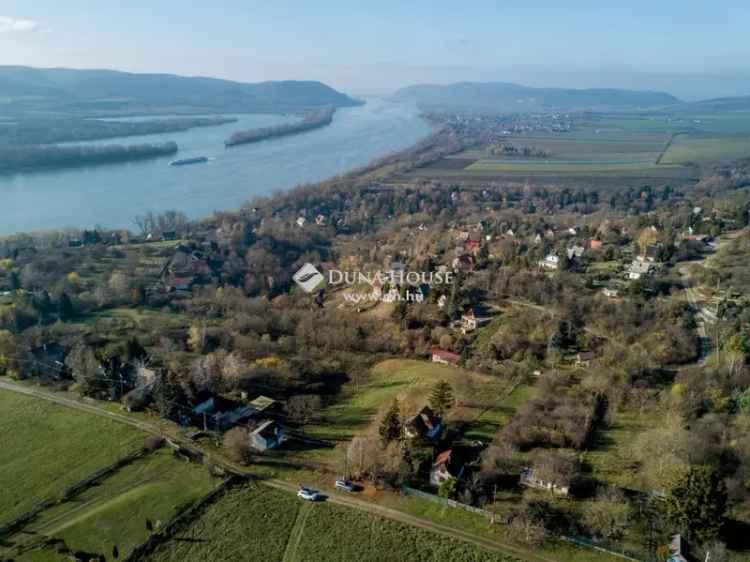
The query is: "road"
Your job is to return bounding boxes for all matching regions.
[0,378,560,562]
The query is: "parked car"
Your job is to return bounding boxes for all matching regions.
[297,487,322,501]
[335,479,355,492]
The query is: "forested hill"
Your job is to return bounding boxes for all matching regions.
[0,66,362,114]
[393,81,680,112]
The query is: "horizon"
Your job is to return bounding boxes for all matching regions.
[1,0,749,100]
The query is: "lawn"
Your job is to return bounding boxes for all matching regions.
[661,133,750,164]
[0,388,145,524]
[583,407,658,491]
[304,359,509,443]
[14,448,219,561]
[293,500,520,562]
[146,483,521,562]
[146,484,301,562]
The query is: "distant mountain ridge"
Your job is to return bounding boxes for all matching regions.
[0,65,361,114]
[393,81,682,112]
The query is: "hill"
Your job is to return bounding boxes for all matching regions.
[0,65,362,115]
[392,81,680,112]
[671,95,750,112]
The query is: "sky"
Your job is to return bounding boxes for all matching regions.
[0,0,749,100]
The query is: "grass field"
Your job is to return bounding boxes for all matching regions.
[13,449,218,561]
[0,388,145,524]
[661,133,750,164]
[407,109,750,182]
[147,484,302,562]
[304,359,510,444]
[147,484,522,562]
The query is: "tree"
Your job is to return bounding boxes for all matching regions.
[438,476,457,499]
[583,488,630,540]
[224,427,253,464]
[65,344,105,397]
[429,380,454,416]
[0,330,18,376]
[379,400,402,444]
[665,465,727,544]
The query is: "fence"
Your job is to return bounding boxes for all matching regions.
[400,485,648,562]
[400,485,494,518]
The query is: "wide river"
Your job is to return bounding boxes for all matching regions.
[0,98,431,235]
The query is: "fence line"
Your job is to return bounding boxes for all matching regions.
[400,485,647,562]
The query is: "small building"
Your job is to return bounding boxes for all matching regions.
[431,347,460,366]
[575,351,596,367]
[539,254,559,270]
[667,534,689,562]
[430,449,464,486]
[315,214,326,226]
[602,287,619,298]
[437,294,448,309]
[566,245,585,260]
[249,420,286,452]
[296,217,306,228]
[165,275,195,292]
[627,257,656,280]
[248,395,281,416]
[452,254,474,272]
[461,307,491,334]
[212,405,254,431]
[404,406,443,441]
[589,239,603,250]
[520,468,570,496]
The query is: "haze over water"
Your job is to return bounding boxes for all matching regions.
[0,98,431,235]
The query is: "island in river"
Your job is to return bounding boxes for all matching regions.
[225,107,334,147]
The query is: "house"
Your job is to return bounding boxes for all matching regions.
[296,216,306,228]
[404,406,443,441]
[666,534,689,562]
[575,351,596,367]
[248,395,281,416]
[192,397,217,416]
[461,307,491,334]
[452,254,474,272]
[627,257,656,280]
[431,347,460,366]
[566,245,585,260]
[212,405,254,431]
[520,468,570,496]
[466,239,481,256]
[430,449,465,486]
[437,294,448,309]
[539,254,559,270]
[249,419,286,451]
[165,275,194,292]
[589,239,603,250]
[533,233,543,245]
[315,214,326,226]
[602,287,619,298]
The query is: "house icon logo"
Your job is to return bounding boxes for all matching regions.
[293,263,325,293]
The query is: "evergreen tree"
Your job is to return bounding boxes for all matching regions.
[379,399,402,444]
[429,380,455,416]
[665,465,727,544]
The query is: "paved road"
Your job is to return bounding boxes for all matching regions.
[0,378,559,562]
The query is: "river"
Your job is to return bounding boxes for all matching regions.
[0,98,431,235]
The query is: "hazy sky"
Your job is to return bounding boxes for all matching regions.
[1,0,749,100]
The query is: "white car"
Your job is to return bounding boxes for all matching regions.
[335,479,355,492]
[297,487,322,501]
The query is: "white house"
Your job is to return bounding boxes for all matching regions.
[296,217,306,228]
[249,420,286,452]
[539,254,560,270]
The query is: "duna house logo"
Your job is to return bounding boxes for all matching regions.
[293,263,325,293]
